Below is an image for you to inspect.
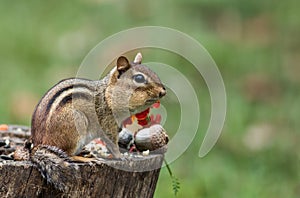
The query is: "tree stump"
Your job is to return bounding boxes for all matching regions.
[0,154,164,198]
[0,125,165,198]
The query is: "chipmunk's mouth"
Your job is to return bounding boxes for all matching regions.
[129,99,159,115]
[145,98,159,104]
[130,105,152,115]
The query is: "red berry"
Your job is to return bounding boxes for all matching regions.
[138,119,148,126]
[135,108,150,120]
[152,101,160,108]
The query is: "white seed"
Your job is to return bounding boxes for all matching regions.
[142,150,150,156]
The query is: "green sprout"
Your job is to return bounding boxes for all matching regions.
[164,159,180,196]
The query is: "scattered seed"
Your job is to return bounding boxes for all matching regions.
[0,124,8,131]
[142,150,150,156]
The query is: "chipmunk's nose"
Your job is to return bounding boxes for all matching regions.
[159,86,166,98]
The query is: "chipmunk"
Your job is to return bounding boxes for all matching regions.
[29,53,166,191]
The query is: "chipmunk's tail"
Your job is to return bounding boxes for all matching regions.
[30,145,79,192]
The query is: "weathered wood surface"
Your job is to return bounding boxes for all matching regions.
[0,154,164,198]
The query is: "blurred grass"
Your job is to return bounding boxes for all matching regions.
[1,0,300,197]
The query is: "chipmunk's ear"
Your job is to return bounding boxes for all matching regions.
[117,56,131,76]
[133,52,142,64]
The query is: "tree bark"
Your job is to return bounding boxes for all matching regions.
[0,154,164,198]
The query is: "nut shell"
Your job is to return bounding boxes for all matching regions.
[135,124,168,152]
[118,128,134,149]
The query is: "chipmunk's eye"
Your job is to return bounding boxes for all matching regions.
[133,74,146,84]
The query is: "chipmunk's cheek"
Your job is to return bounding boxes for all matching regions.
[129,92,148,108]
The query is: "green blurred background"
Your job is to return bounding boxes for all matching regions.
[0,0,299,197]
